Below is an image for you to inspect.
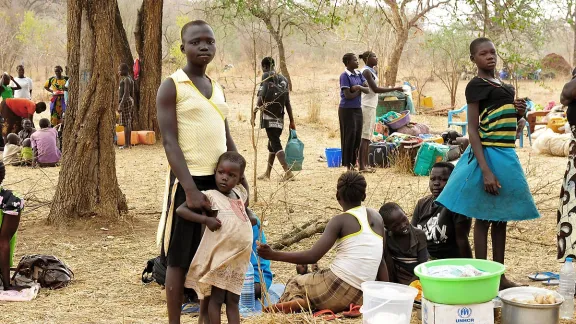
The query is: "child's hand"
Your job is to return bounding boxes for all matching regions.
[256,242,275,260]
[514,99,527,116]
[204,217,221,232]
[483,171,501,195]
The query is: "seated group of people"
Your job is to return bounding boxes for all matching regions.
[255,162,471,314]
[3,118,61,167]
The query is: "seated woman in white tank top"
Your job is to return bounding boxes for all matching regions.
[257,171,388,313]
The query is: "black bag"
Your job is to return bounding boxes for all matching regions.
[142,256,166,286]
[368,142,397,168]
[12,255,74,289]
[262,72,288,107]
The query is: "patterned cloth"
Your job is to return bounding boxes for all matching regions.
[280,268,363,313]
[45,76,68,126]
[0,188,24,216]
[118,97,134,126]
[558,125,576,260]
[478,103,518,148]
[184,186,252,298]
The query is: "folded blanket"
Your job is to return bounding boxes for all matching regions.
[0,283,40,301]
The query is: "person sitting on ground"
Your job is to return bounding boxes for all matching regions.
[17,119,35,143]
[2,133,20,165]
[30,118,61,167]
[0,99,46,139]
[412,162,472,259]
[253,57,296,182]
[379,202,428,285]
[257,171,388,314]
[0,73,21,100]
[179,152,256,324]
[0,161,25,290]
[20,138,33,165]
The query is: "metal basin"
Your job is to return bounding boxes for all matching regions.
[499,287,564,324]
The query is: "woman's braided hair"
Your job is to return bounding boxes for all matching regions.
[336,171,367,202]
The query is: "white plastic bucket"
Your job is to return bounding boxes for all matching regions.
[360,281,418,324]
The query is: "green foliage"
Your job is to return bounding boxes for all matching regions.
[168,14,189,67]
[16,11,46,46]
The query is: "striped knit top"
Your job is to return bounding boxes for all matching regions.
[169,69,229,176]
[465,77,518,148]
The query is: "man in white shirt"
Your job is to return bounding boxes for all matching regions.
[13,65,32,99]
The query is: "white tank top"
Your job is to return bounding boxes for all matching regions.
[330,206,384,289]
[361,67,379,108]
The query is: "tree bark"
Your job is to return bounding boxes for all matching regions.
[572,24,576,66]
[114,1,134,71]
[133,0,162,135]
[262,18,293,91]
[385,28,408,86]
[48,0,127,224]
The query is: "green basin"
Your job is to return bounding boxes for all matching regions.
[414,258,506,305]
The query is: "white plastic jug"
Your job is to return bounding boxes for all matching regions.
[360,281,418,324]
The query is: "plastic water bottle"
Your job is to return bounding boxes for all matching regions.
[239,263,255,316]
[560,257,575,319]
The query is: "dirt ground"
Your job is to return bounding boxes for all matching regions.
[1,72,575,323]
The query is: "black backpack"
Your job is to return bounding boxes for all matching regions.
[262,72,288,107]
[142,256,166,286]
[368,142,397,168]
[12,255,74,289]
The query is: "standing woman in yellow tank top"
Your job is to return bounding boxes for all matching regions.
[155,20,249,324]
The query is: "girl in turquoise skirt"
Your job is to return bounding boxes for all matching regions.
[436,38,539,289]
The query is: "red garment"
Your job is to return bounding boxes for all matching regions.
[5,98,35,118]
[133,58,140,80]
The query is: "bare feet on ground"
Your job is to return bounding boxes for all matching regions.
[500,276,527,290]
[257,173,270,181]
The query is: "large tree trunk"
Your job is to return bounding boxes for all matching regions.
[48,0,127,224]
[572,24,576,66]
[133,0,162,135]
[262,18,293,91]
[114,1,133,70]
[276,37,293,91]
[385,28,409,86]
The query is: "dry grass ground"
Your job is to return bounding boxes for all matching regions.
[1,70,575,323]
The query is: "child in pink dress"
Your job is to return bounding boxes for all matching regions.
[178,152,256,324]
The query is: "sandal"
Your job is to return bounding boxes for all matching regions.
[313,309,340,321]
[528,272,559,281]
[542,278,559,286]
[181,302,200,314]
[342,303,362,318]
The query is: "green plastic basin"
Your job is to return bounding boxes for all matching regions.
[414,258,506,305]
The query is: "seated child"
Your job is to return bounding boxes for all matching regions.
[17,119,35,143]
[412,162,472,259]
[20,139,33,165]
[379,202,428,285]
[2,133,20,165]
[178,152,256,324]
[30,118,61,167]
[257,171,388,314]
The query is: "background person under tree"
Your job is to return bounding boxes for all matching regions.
[253,57,296,182]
